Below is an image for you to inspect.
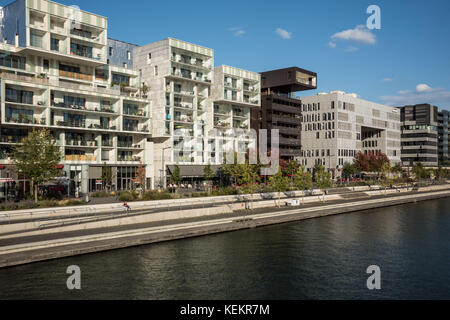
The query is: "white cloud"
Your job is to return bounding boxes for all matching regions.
[416,83,433,93]
[331,25,376,45]
[276,28,292,40]
[229,27,245,37]
[382,78,393,82]
[380,84,450,108]
[328,42,337,48]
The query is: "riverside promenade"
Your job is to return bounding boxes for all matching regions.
[1,184,449,268]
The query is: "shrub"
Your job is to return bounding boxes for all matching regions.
[60,199,85,206]
[141,191,173,201]
[118,191,137,202]
[38,200,60,208]
[91,191,110,198]
[191,192,209,198]
[211,187,239,196]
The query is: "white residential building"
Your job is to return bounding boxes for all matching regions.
[0,0,152,195]
[134,40,261,187]
[210,65,260,164]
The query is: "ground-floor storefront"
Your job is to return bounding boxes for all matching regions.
[0,164,152,200]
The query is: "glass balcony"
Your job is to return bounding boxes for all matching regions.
[59,70,93,81]
[65,154,96,162]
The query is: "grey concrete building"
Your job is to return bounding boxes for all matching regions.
[298,91,402,176]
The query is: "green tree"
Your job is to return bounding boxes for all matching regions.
[238,163,261,209]
[222,153,241,189]
[203,164,215,192]
[314,165,332,202]
[412,163,429,180]
[13,129,62,203]
[136,161,146,195]
[292,165,312,204]
[391,163,403,180]
[285,160,300,189]
[343,162,359,182]
[268,167,289,207]
[171,165,182,186]
[380,162,392,195]
[102,164,113,192]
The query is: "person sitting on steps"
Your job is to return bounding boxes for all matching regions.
[123,201,131,213]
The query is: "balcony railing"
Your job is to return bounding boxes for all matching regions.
[1,72,49,85]
[102,140,113,147]
[214,122,231,129]
[118,156,141,162]
[51,102,116,115]
[171,71,211,83]
[0,136,27,144]
[66,140,98,147]
[55,120,86,128]
[6,117,46,125]
[65,155,96,162]
[123,110,147,117]
[233,112,247,118]
[59,70,93,81]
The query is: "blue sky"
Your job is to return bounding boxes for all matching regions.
[3,0,450,109]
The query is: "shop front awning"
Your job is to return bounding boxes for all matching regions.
[167,165,222,178]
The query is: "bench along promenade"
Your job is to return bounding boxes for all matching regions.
[0,183,449,268]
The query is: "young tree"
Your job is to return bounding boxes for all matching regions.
[369,153,390,178]
[292,165,312,204]
[285,160,300,189]
[391,163,403,180]
[238,163,261,209]
[13,129,62,203]
[222,153,241,189]
[171,165,182,186]
[380,162,392,195]
[136,161,146,195]
[102,164,113,192]
[354,152,370,172]
[268,167,289,207]
[412,162,429,181]
[314,165,332,202]
[343,162,359,182]
[203,164,215,192]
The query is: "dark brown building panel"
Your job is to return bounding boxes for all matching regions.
[252,67,317,160]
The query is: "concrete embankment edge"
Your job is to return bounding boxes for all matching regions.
[1,190,449,268]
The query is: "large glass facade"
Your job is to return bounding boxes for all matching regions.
[112,73,130,86]
[0,53,26,70]
[117,166,137,191]
[5,106,34,123]
[70,41,93,58]
[5,88,33,104]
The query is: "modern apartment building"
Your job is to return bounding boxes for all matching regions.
[0,0,152,195]
[133,40,261,187]
[298,91,402,176]
[252,67,317,160]
[133,38,214,188]
[211,65,260,164]
[398,104,439,167]
[438,109,450,164]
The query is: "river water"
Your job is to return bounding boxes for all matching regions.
[1,198,449,300]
